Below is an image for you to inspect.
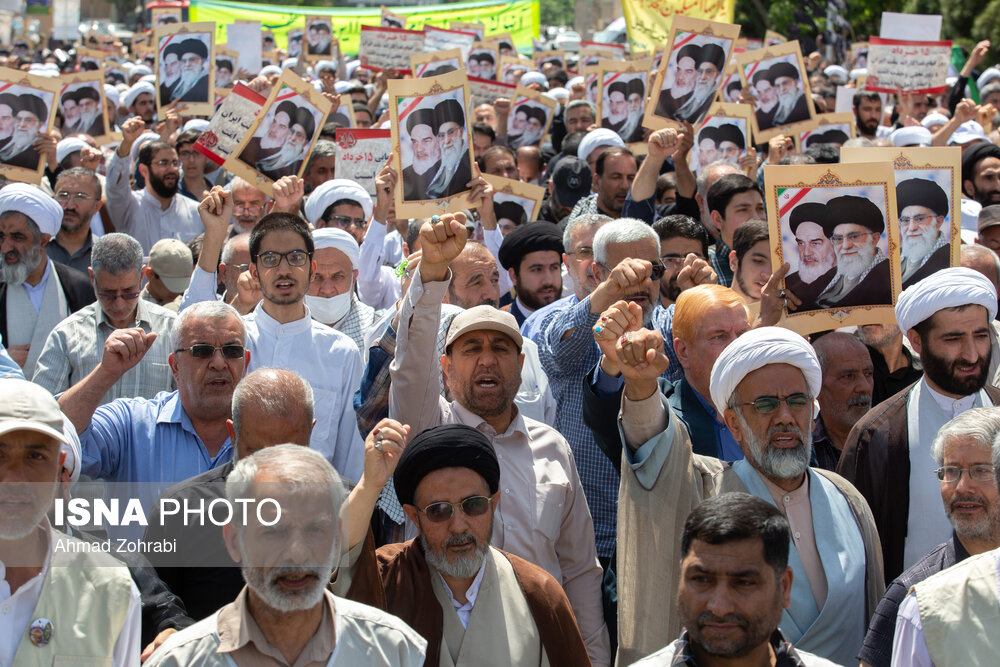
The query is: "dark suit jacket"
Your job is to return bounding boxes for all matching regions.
[0,260,95,345]
[403,161,440,201]
[837,382,1000,581]
[582,368,721,474]
[442,153,472,198]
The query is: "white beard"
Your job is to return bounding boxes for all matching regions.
[513,127,542,149]
[172,66,205,100]
[258,140,306,171]
[217,72,233,88]
[0,127,36,160]
[797,257,834,283]
[0,243,42,285]
[78,107,101,131]
[901,226,940,264]
[676,80,716,119]
[427,136,466,198]
[772,87,802,125]
[261,124,285,150]
[836,245,877,280]
[618,110,642,141]
[311,37,331,53]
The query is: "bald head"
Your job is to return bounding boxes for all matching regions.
[447,242,501,309]
[230,367,315,460]
[962,243,1000,292]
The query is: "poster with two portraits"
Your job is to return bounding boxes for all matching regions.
[0,68,60,184]
[766,147,959,335]
[155,22,215,116]
[58,70,112,145]
[596,59,651,146]
[736,41,816,142]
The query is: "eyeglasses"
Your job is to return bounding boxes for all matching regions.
[738,393,812,414]
[899,213,935,226]
[174,344,246,359]
[255,250,311,269]
[54,191,94,203]
[326,215,367,229]
[153,159,182,168]
[96,290,140,303]
[416,495,492,523]
[830,231,877,245]
[660,254,697,269]
[936,465,996,483]
[234,203,264,214]
[597,261,666,282]
[570,246,594,260]
[231,263,250,273]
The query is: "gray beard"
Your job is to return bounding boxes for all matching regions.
[736,409,812,479]
[240,537,335,613]
[427,138,465,198]
[512,127,541,149]
[0,128,35,160]
[258,141,306,171]
[172,67,204,99]
[1,244,43,285]
[836,246,877,280]
[797,258,834,283]
[772,89,801,125]
[78,108,100,131]
[421,530,490,579]
[618,111,642,141]
[901,228,939,263]
[676,81,715,119]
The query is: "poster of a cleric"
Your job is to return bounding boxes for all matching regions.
[228,70,332,195]
[58,71,110,144]
[0,68,60,184]
[467,43,499,81]
[644,15,741,131]
[737,41,816,142]
[506,86,558,150]
[482,173,545,234]
[798,112,855,150]
[305,17,335,58]
[689,103,753,174]
[389,70,476,218]
[155,23,215,116]
[841,146,960,288]
[596,59,651,145]
[764,162,902,335]
[215,51,238,89]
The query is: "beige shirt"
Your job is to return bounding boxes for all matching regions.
[761,474,828,608]
[389,270,611,667]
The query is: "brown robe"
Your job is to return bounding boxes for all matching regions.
[347,536,592,666]
[837,382,1000,581]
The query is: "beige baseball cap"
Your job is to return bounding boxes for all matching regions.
[446,305,523,350]
[0,380,69,445]
[148,239,194,294]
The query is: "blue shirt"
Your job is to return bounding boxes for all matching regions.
[520,294,577,342]
[690,386,744,461]
[0,334,25,380]
[80,390,233,487]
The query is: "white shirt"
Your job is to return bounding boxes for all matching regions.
[483,226,514,296]
[243,302,365,482]
[0,529,142,667]
[436,558,488,629]
[22,260,51,312]
[382,228,404,267]
[105,150,204,254]
[357,220,402,310]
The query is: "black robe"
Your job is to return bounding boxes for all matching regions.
[403,160,441,201]
[785,265,837,313]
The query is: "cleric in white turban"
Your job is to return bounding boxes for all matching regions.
[304,179,373,232]
[0,182,65,237]
[306,226,376,350]
[895,266,998,333]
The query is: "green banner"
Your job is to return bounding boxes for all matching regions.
[189,0,540,57]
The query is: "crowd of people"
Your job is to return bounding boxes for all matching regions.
[3,19,1000,667]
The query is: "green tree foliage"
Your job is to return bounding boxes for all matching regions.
[540,0,575,28]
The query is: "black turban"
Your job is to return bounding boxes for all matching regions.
[168,38,208,60]
[520,104,547,126]
[406,106,439,135]
[807,129,848,146]
[751,68,770,86]
[493,200,527,226]
[608,81,628,97]
[676,44,701,64]
[626,78,644,97]
[789,201,833,236]
[393,424,500,506]
[434,98,465,127]
[726,80,742,94]
[825,195,884,233]
[697,125,718,145]
[292,107,315,140]
[73,86,100,103]
[274,100,297,123]
[897,177,948,216]
[215,58,233,72]
[426,64,458,77]
[16,94,46,122]
[476,52,495,65]
[714,123,745,149]
[497,221,564,270]
[698,44,726,72]
[767,61,800,83]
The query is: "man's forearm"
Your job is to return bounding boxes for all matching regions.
[58,365,119,434]
[629,155,664,201]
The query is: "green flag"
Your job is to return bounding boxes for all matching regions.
[954,45,980,103]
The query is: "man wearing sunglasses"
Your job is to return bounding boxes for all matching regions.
[839,267,1000,582]
[390,213,611,667]
[614,325,883,666]
[34,233,176,404]
[346,423,590,666]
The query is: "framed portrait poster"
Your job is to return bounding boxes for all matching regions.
[483,173,545,233]
[58,70,111,144]
[411,49,463,79]
[689,103,753,174]
[798,112,856,150]
[304,16,335,60]
[765,162,902,335]
[467,43,499,81]
[506,86,557,150]
[595,59,651,145]
[737,41,816,143]
[155,22,215,116]
[0,68,61,184]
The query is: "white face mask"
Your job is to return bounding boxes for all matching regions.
[305,290,352,325]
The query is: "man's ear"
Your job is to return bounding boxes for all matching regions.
[138,163,150,183]
[674,337,689,367]
[780,566,793,609]
[963,178,975,199]
[906,328,922,355]
[729,250,738,273]
[223,524,243,563]
[441,353,451,391]
[710,209,723,233]
[403,504,420,530]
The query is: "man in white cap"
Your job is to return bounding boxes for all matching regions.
[0,378,141,666]
[33,232,176,404]
[390,212,611,667]
[304,178,372,246]
[839,266,1000,583]
[142,238,193,311]
[613,323,883,666]
[122,80,156,126]
[576,127,627,175]
[0,183,95,376]
[306,227,381,351]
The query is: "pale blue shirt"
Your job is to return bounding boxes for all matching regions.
[23,260,52,312]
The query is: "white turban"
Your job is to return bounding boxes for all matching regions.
[978,67,1000,91]
[312,227,360,269]
[260,65,282,77]
[315,60,336,76]
[823,65,847,81]
[56,137,87,164]
[333,80,352,94]
[130,64,153,77]
[519,71,547,88]
[567,75,584,88]
[304,179,373,227]
[0,183,65,237]
[576,128,626,163]
[139,74,157,85]
[281,57,298,69]
[921,112,949,129]
[709,326,822,415]
[890,126,932,147]
[346,60,361,77]
[895,267,998,333]
[123,81,155,109]
[103,83,120,109]
[183,118,209,133]
[131,131,161,163]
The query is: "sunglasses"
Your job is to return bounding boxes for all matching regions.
[174,344,246,359]
[416,495,492,523]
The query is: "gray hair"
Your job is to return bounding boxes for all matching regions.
[225,444,346,537]
[563,99,596,124]
[930,408,1000,474]
[305,140,337,173]
[961,244,1000,291]
[841,137,875,148]
[231,368,314,449]
[593,217,658,265]
[221,233,250,267]
[563,213,611,253]
[229,177,265,200]
[91,233,143,276]
[812,331,868,370]
[696,160,740,200]
[171,300,245,350]
[55,166,103,200]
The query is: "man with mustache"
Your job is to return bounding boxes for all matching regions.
[306,20,333,56]
[897,177,951,287]
[145,445,427,666]
[632,494,838,666]
[751,68,778,130]
[426,98,471,199]
[402,107,441,201]
[961,142,1000,207]
[0,184,95,376]
[602,80,630,135]
[159,50,181,103]
[810,332,874,471]
[0,379,141,666]
[497,222,564,327]
[0,93,17,152]
[0,93,48,170]
[675,43,726,124]
[46,166,103,273]
[256,106,314,180]
[656,43,698,120]
[239,100,295,169]
[166,39,210,103]
[857,322,924,406]
[839,267,1000,582]
[345,423,591,666]
[214,56,234,88]
[815,195,891,309]
[106,116,204,254]
[768,61,810,127]
[860,408,1000,667]
[652,214,709,308]
[614,325,883,665]
[783,202,837,312]
[59,90,81,133]
[390,214,611,666]
[853,90,888,141]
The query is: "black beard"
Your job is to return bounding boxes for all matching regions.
[661,276,681,302]
[857,115,879,135]
[921,345,991,396]
[149,171,178,198]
